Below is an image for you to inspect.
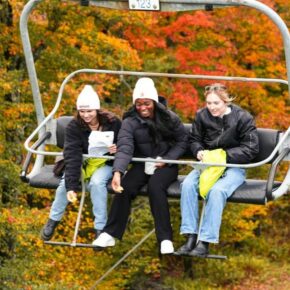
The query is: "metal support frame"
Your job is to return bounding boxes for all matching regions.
[23,68,290,164]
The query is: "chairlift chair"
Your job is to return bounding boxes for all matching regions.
[20,0,290,257]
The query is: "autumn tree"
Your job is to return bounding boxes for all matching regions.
[0,0,289,288]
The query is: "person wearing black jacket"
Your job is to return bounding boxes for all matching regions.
[41,85,121,241]
[93,77,188,254]
[176,83,259,256]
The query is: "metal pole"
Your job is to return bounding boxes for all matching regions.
[71,173,87,245]
[242,0,290,100]
[19,0,45,177]
[20,0,45,128]
[90,228,155,289]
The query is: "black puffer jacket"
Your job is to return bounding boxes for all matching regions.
[64,112,121,192]
[113,107,188,174]
[190,104,259,164]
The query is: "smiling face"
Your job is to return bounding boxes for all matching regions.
[135,98,155,119]
[78,109,97,125]
[206,92,228,117]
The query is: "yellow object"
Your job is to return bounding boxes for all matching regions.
[71,196,77,203]
[67,191,77,203]
[82,158,106,181]
[116,186,124,193]
[199,149,227,199]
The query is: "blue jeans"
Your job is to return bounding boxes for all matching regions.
[180,167,245,243]
[49,165,112,230]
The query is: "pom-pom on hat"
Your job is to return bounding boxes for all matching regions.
[133,77,159,104]
[76,85,100,110]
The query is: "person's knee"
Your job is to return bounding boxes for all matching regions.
[147,180,167,194]
[89,178,107,189]
[181,177,198,195]
[207,187,227,203]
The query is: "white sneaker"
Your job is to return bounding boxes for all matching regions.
[160,240,174,254]
[92,232,115,247]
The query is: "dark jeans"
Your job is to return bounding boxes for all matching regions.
[104,163,178,243]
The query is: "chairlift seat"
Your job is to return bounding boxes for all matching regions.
[25,116,284,205]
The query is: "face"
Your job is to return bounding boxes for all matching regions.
[135,98,155,119]
[78,109,97,125]
[206,92,228,117]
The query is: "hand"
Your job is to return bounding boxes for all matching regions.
[67,191,77,203]
[197,150,205,161]
[155,162,166,168]
[111,172,124,193]
[108,144,117,154]
[154,156,165,168]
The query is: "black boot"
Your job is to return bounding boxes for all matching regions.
[189,241,209,257]
[40,219,59,241]
[174,234,197,255]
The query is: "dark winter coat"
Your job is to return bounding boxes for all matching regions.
[64,112,121,192]
[113,106,188,174]
[190,104,259,163]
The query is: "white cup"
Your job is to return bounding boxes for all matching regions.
[145,161,156,175]
[144,157,162,175]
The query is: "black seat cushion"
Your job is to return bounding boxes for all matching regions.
[28,167,281,205]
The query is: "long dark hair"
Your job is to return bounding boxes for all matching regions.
[76,110,116,130]
[124,102,176,144]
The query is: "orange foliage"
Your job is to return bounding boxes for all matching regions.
[170,80,199,117]
[0,1,289,287]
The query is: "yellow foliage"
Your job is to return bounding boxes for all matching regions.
[240,205,269,219]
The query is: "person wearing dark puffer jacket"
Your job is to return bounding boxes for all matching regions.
[93,77,188,254]
[176,83,259,257]
[41,85,121,242]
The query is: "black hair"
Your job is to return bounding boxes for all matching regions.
[123,102,176,144]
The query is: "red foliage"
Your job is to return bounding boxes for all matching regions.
[170,80,199,118]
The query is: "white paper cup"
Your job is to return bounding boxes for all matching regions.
[144,157,162,175]
[145,161,156,175]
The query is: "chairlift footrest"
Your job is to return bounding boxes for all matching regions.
[203,254,227,259]
[44,241,98,248]
[173,252,227,259]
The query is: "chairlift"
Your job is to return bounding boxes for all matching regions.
[20,0,290,261]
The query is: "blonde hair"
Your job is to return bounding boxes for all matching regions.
[204,83,235,103]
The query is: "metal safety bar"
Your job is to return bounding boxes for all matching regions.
[23,68,290,170]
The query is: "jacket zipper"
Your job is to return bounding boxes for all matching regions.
[217,127,224,147]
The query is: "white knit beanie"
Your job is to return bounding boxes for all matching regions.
[132,77,159,104]
[76,85,100,110]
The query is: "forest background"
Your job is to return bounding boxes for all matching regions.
[0,0,289,289]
